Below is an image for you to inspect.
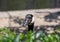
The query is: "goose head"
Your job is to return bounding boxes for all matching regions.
[23,14,34,26]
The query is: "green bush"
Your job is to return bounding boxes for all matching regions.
[0,28,60,42]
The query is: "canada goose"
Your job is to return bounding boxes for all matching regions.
[23,14,34,31]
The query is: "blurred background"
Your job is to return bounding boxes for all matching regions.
[0,0,60,11]
[0,0,60,33]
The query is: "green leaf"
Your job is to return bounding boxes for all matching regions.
[0,28,3,32]
[13,34,20,42]
[20,33,25,40]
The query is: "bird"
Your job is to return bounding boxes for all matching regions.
[23,14,34,32]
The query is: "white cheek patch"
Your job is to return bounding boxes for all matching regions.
[31,17,34,23]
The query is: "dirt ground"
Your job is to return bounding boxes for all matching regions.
[0,8,60,33]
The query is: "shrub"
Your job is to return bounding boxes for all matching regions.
[0,28,60,42]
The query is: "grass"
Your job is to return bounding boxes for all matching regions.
[0,27,60,42]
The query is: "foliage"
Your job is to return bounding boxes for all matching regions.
[0,0,50,11]
[55,26,60,33]
[7,0,27,10]
[0,28,60,42]
[34,0,50,9]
